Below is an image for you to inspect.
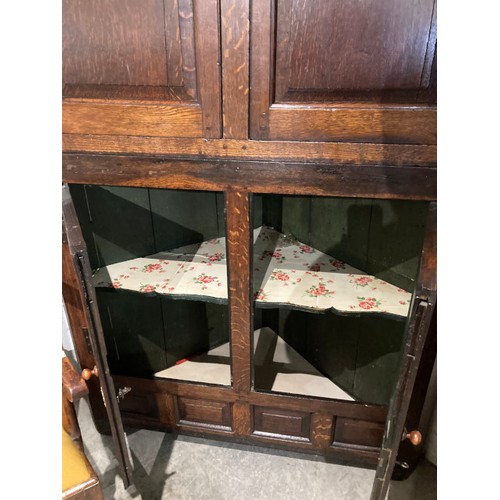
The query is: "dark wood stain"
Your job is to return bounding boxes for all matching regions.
[193,0,222,137]
[63,0,170,86]
[63,155,436,201]
[178,0,197,98]
[334,418,385,448]
[278,0,435,93]
[253,406,311,440]
[62,1,437,490]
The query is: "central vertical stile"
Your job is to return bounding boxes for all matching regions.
[225,190,253,394]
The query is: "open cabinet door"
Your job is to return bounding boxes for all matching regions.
[62,183,134,488]
[370,202,437,500]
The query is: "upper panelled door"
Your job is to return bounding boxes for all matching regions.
[250,0,437,144]
[63,0,221,138]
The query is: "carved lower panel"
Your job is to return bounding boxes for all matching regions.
[117,392,158,419]
[112,377,385,466]
[176,396,233,431]
[253,406,311,442]
[333,418,385,448]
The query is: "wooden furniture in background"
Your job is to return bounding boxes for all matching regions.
[62,353,102,500]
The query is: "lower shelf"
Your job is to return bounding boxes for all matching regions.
[154,327,354,401]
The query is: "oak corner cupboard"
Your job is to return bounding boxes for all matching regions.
[62,1,437,499]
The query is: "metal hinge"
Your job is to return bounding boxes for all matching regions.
[117,386,132,402]
[81,327,93,355]
[100,386,107,408]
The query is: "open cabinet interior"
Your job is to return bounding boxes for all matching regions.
[69,184,429,408]
[69,184,231,384]
[251,194,428,406]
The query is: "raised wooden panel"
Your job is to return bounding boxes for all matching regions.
[63,0,186,88]
[176,397,232,429]
[250,0,437,144]
[62,0,221,138]
[118,393,159,418]
[334,418,385,448]
[275,0,435,98]
[253,406,311,441]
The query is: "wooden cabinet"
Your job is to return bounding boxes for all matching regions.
[62,2,437,499]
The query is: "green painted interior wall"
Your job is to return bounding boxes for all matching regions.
[256,194,429,405]
[69,185,428,404]
[70,185,229,377]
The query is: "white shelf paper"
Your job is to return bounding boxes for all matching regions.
[93,226,411,318]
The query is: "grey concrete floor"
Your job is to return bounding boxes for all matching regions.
[76,397,436,500]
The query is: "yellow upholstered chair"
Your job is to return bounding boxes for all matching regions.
[62,353,102,500]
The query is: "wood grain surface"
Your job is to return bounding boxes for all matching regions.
[63,101,202,137]
[193,0,222,137]
[221,0,250,139]
[268,106,436,145]
[62,135,436,166]
[62,154,437,201]
[226,191,252,393]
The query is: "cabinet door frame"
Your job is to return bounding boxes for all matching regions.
[250,0,437,145]
[370,202,437,499]
[62,183,135,488]
[62,0,222,139]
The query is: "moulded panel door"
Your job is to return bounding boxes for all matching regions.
[250,0,437,144]
[63,0,221,139]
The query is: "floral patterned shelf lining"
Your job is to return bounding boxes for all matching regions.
[93,225,412,318]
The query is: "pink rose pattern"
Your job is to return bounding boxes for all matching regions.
[94,226,411,317]
[330,259,346,270]
[143,263,162,273]
[351,276,374,287]
[194,273,217,284]
[357,297,382,310]
[298,244,314,254]
[260,249,286,263]
[305,283,334,298]
[207,253,225,262]
[270,271,290,282]
[193,273,220,290]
